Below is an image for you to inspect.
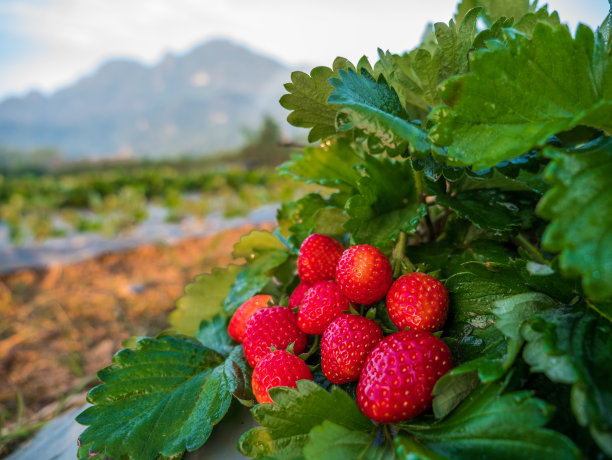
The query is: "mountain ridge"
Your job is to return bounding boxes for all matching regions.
[0,38,296,159]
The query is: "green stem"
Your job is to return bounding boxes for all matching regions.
[392,231,414,277]
[414,170,425,201]
[425,208,436,242]
[299,335,320,361]
[514,233,549,265]
[382,424,393,445]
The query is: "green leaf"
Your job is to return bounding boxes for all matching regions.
[279,58,353,142]
[377,7,481,115]
[278,193,342,248]
[238,380,372,459]
[345,155,426,249]
[537,137,612,300]
[400,382,581,460]
[431,371,480,419]
[493,292,559,340]
[444,262,532,380]
[312,207,349,238]
[233,230,287,259]
[223,250,289,314]
[76,335,243,460]
[194,314,234,356]
[430,23,612,170]
[169,265,241,336]
[521,306,612,455]
[405,237,513,279]
[430,183,540,232]
[395,435,450,460]
[329,68,430,156]
[304,421,394,460]
[279,140,362,192]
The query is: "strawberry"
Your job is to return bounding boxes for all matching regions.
[227,294,273,343]
[336,244,392,305]
[243,306,308,367]
[288,281,311,309]
[251,350,314,404]
[357,330,452,423]
[297,280,351,334]
[321,314,383,384]
[297,234,344,284]
[386,272,449,332]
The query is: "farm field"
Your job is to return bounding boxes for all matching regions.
[0,223,272,456]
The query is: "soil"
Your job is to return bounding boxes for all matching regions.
[0,222,272,452]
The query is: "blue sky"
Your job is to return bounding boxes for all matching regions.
[0,0,609,100]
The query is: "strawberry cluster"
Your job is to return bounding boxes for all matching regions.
[227,233,453,424]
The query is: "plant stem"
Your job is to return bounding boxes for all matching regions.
[414,170,425,201]
[299,335,320,361]
[392,231,414,277]
[514,233,549,265]
[425,209,436,242]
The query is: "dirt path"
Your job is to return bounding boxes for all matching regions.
[0,223,272,453]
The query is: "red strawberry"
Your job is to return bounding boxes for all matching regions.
[289,281,311,309]
[336,244,392,304]
[252,350,314,404]
[386,272,449,332]
[243,306,308,367]
[297,234,344,284]
[227,294,273,343]
[321,314,383,384]
[357,330,452,423]
[297,280,351,334]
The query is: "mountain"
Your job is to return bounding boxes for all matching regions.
[0,39,294,159]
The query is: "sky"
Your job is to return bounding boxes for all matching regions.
[0,0,609,101]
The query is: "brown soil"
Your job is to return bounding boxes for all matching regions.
[0,223,272,443]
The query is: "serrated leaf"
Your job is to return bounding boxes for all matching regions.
[279,140,362,192]
[238,380,372,459]
[377,7,481,115]
[430,23,612,170]
[345,155,426,248]
[329,68,430,156]
[223,250,289,314]
[304,421,393,460]
[537,137,612,300]
[521,305,612,456]
[394,435,450,460]
[194,314,234,356]
[400,382,581,460]
[405,238,513,279]
[76,336,243,460]
[430,183,540,231]
[279,58,353,142]
[431,371,480,419]
[444,262,532,380]
[169,265,241,336]
[493,292,559,340]
[278,193,342,248]
[312,207,349,237]
[233,230,287,259]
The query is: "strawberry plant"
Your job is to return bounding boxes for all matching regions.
[76,0,612,458]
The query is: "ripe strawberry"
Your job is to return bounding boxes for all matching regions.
[321,314,383,384]
[357,330,452,423]
[243,306,308,367]
[297,280,351,334]
[288,281,311,309]
[336,244,392,304]
[251,350,314,404]
[386,273,449,332]
[297,234,344,284]
[227,294,273,343]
